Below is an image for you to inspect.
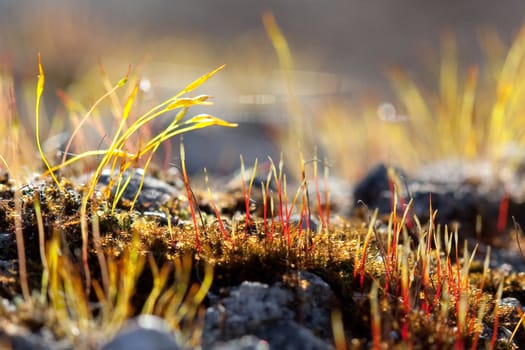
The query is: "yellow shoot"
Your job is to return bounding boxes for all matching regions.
[36,53,63,192]
[33,189,49,299]
[0,154,11,175]
[177,65,225,97]
[91,210,110,297]
[114,65,226,147]
[109,231,146,327]
[47,232,64,316]
[489,280,505,349]
[458,67,478,158]
[14,189,30,302]
[119,114,236,179]
[59,257,91,334]
[158,255,192,319]
[46,149,137,174]
[440,31,458,118]
[170,261,213,327]
[507,309,525,347]
[370,281,382,350]
[331,309,347,350]
[142,255,172,315]
[33,64,238,290]
[61,67,129,165]
[263,11,306,173]
[98,60,127,120]
[112,170,135,213]
[191,262,214,310]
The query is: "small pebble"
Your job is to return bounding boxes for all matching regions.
[102,315,181,350]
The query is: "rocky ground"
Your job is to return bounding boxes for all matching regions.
[0,158,524,349]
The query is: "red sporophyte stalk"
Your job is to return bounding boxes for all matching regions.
[299,155,307,239]
[283,174,291,247]
[239,157,258,240]
[497,191,509,233]
[470,247,491,350]
[383,216,394,295]
[359,210,377,289]
[383,263,392,296]
[421,197,436,316]
[270,195,276,243]
[432,225,444,311]
[204,168,229,241]
[313,153,325,229]
[388,167,414,230]
[263,165,274,242]
[239,156,248,239]
[300,158,314,252]
[262,183,269,239]
[400,241,412,346]
[180,141,200,252]
[489,281,504,350]
[270,156,288,246]
[323,158,330,226]
[389,189,399,273]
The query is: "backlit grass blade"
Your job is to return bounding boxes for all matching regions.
[263,11,306,166]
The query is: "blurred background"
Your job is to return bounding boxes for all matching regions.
[1,0,525,177]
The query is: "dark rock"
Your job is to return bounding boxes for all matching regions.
[352,161,525,246]
[0,233,16,260]
[284,214,319,232]
[500,297,522,309]
[202,281,294,346]
[6,334,53,350]
[210,335,269,350]
[0,322,71,350]
[353,164,408,215]
[101,315,181,350]
[258,321,334,350]
[293,271,334,339]
[202,271,335,349]
[143,211,180,226]
[77,168,181,212]
[487,246,525,273]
